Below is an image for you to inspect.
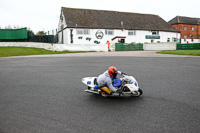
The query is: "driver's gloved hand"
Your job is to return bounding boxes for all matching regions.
[116,89,123,93]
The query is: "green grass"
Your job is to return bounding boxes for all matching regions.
[157,50,200,56]
[0,47,89,57]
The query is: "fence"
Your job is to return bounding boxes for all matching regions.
[0,42,108,52]
[27,35,55,43]
[0,27,58,43]
[177,43,200,50]
[115,43,143,51]
[144,42,176,51]
[115,43,200,51]
[0,28,27,40]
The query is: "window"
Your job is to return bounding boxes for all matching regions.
[167,38,170,42]
[191,27,194,31]
[152,31,159,35]
[121,39,125,43]
[76,30,83,34]
[191,36,194,42]
[83,29,90,34]
[76,29,90,35]
[184,35,187,42]
[184,26,187,30]
[105,29,114,35]
[128,30,136,35]
[173,38,178,42]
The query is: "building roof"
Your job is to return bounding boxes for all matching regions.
[168,16,200,25]
[61,7,179,32]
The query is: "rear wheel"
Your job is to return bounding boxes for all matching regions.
[100,91,108,97]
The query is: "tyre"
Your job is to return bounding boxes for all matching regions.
[132,88,143,97]
[138,88,143,96]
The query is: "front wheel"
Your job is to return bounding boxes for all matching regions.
[132,88,143,97]
[138,88,143,96]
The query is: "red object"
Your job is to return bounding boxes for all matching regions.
[108,66,117,77]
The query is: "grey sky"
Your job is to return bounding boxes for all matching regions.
[0,0,199,34]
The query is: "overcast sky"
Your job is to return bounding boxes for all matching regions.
[0,0,199,34]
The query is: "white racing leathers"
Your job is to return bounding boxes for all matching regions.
[97,70,122,92]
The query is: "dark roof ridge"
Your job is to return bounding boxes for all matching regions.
[61,7,158,17]
[169,16,200,25]
[176,15,200,19]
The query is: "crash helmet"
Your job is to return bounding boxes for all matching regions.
[108,66,118,77]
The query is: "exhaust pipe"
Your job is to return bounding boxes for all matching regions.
[85,90,99,94]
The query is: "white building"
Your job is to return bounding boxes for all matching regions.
[58,7,180,45]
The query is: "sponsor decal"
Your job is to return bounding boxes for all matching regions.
[95,30,104,39]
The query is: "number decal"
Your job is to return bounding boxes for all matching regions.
[87,81,91,85]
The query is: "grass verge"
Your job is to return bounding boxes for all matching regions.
[0,47,89,57]
[157,50,200,56]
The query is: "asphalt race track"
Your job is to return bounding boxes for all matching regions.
[0,55,200,133]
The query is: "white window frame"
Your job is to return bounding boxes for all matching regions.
[128,30,136,36]
[76,29,90,35]
[191,27,194,31]
[105,29,114,35]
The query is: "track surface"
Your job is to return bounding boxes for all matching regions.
[0,54,200,133]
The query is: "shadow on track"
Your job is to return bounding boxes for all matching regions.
[83,93,145,107]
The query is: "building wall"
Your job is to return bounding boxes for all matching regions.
[171,24,200,43]
[58,10,67,44]
[59,28,180,44]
